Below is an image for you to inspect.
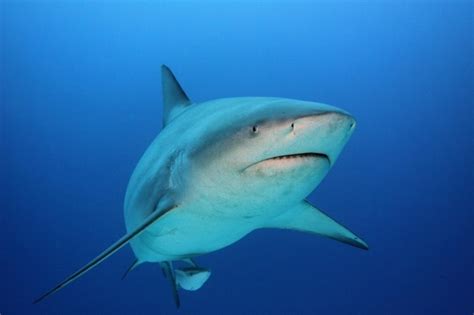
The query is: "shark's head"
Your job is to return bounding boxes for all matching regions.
[229,99,355,171]
[188,97,355,206]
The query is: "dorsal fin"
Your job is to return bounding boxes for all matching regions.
[161,65,192,126]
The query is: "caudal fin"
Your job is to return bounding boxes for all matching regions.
[161,261,181,308]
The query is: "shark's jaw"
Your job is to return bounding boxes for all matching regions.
[261,152,329,163]
[242,152,330,174]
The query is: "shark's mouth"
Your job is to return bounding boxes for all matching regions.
[265,152,329,162]
[244,152,330,172]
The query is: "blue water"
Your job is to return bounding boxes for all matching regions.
[1,1,473,314]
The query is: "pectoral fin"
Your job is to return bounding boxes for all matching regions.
[33,205,178,304]
[265,201,368,250]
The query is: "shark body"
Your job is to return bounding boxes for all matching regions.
[34,65,368,307]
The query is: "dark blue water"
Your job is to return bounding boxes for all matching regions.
[2,2,472,314]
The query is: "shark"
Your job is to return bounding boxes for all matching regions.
[34,65,368,307]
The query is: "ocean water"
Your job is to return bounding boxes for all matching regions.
[1,1,473,314]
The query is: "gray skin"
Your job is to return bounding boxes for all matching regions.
[33,65,367,307]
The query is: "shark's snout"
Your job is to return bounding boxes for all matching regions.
[286,111,355,164]
[291,110,354,132]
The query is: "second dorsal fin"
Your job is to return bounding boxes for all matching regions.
[161,65,192,126]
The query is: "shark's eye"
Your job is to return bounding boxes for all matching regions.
[251,125,258,134]
[291,123,294,129]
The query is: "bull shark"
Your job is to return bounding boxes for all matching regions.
[34,65,368,307]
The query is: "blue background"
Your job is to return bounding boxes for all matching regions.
[1,1,472,314]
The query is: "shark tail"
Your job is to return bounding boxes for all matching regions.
[161,261,181,308]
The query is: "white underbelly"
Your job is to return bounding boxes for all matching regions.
[129,205,261,262]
